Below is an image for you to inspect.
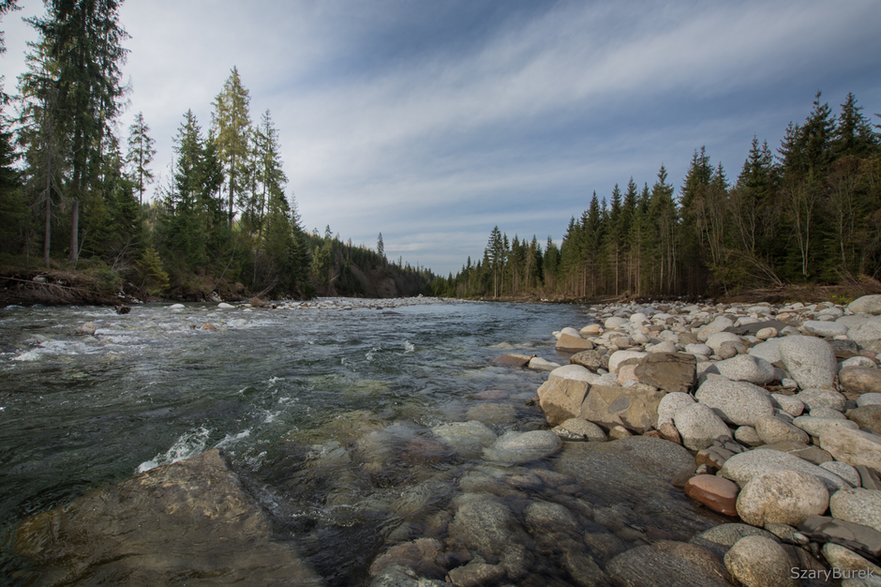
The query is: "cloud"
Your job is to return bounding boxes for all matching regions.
[2,0,880,275]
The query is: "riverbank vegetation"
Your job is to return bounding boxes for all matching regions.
[0,1,432,304]
[436,92,881,301]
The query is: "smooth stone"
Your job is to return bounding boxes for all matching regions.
[659,421,682,445]
[552,418,607,442]
[842,356,879,369]
[656,392,695,427]
[493,353,533,368]
[820,427,881,473]
[821,461,861,488]
[447,493,529,572]
[778,335,838,390]
[684,475,739,516]
[822,543,881,580]
[685,343,712,356]
[705,331,741,354]
[548,364,597,383]
[734,426,763,447]
[368,538,444,578]
[794,415,859,437]
[465,403,515,425]
[698,316,735,342]
[604,316,629,330]
[554,437,717,540]
[757,441,834,466]
[756,327,778,340]
[527,356,560,371]
[483,431,562,465]
[847,406,881,435]
[694,377,774,427]
[795,388,847,412]
[749,339,783,364]
[581,384,665,434]
[719,449,850,492]
[849,295,881,315]
[858,393,881,408]
[647,340,677,354]
[606,541,731,587]
[754,416,809,445]
[736,469,829,527]
[771,394,805,417]
[811,407,847,419]
[831,488,881,533]
[692,523,775,549]
[432,421,497,459]
[710,354,776,385]
[217,302,234,309]
[803,320,848,337]
[800,515,881,560]
[841,367,881,394]
[168,303,185,310]
[580,323,602,336]
[556,333,594,353]
[674,403,732,451]
[843,315,881,355]
[634,352,696,393]
[75,321,97,336]
[569,349,609,371]
[724,535,796,587]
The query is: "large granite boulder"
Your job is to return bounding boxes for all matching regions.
[674,403,732,451]
[840,367,881,395]
[849,295,881,315]
[735,469,829,527]
[830,487,881,533]
[719,448,850,492]
[694,377,774,427]
[723,535,796,587]
[778,335,837,390]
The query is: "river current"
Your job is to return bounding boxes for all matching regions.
[0,298,721,585]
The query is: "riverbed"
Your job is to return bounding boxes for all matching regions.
[0,298,721,584]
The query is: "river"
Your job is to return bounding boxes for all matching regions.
[0,298,721,585]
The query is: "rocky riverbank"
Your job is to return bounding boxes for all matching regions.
[529,294,881,585]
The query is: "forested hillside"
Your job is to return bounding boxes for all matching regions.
[436,93,881,300]
[0,1,431,302]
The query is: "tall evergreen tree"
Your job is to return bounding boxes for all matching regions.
[126,112,155,206]
[22,0,129,263]
[212,67,252,225]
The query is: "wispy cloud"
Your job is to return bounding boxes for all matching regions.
[2,0,879,274]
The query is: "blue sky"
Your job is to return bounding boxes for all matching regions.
[3,1,881,275]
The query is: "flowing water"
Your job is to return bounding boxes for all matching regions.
[0,298,722,585]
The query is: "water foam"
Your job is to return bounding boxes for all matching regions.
[136,426,211,473]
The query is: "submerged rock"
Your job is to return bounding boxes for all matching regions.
[483,430,561,465]
[606,540,731,587]
[13,450,322,585]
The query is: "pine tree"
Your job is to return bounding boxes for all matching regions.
[22,0,129,263]
[212,67,252,225]
[126,112,155,206]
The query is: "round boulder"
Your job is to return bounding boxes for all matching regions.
[778,335,837,390]
[724,535,796,587]
[736,469,829,527]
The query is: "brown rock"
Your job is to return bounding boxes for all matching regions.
[570,349,608,371]
[492,353,533,368]
[800,515,881,560]
[537,378,590,426]
[684,474,739,516]
[580,384,665,433]
[201,322,218,332]
[659,421,682,445]
[840,367,881,394]
[556,333,594,353]
[634,352,696,393]
[847,405,881,435]
[13,450,321,585]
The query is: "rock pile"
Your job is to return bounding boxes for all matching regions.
[535,294,881,583]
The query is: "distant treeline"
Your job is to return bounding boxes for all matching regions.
[435,92,881,300]
[0,2,431,300]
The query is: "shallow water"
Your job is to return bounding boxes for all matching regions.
[0,298,722,584]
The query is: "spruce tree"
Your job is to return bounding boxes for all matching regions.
[212,67,252,225]
[126,112,156,206]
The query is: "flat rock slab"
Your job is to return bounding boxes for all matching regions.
[555,437,726,540]
[606,540,731,587]
[13,449,323,585]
